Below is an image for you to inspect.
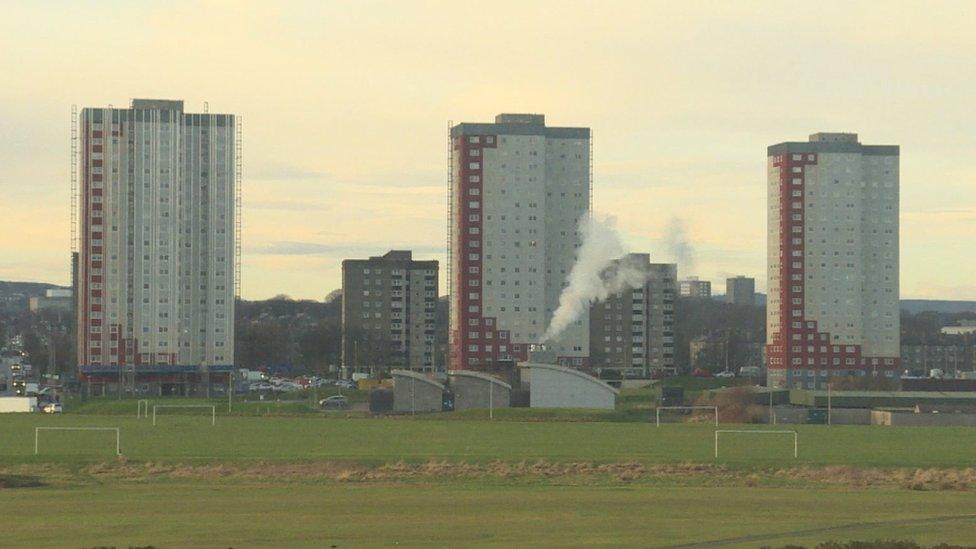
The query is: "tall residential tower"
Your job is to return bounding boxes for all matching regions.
[76,99,238,390]
[766,133,899,389]
[449,114,590,371]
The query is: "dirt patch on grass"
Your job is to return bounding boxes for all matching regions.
[8,461,976,491]
[0,474,44,489]
[774,466,976,491]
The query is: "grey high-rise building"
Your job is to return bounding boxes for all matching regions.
[449,114,590,371]
[76,99,238,387]
[341,251,439,374]
[679,276,711,298]
[766,132,899,389]
[589,255,676,377]
[726,276,756,306]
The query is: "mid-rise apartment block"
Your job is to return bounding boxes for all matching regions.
[449,114,590,370]
[726,276,756,306]
[766,133,899,389]
[589,256,676,377]
[341,251,439,373]
[679,276,711,298]
[76,99,237,390]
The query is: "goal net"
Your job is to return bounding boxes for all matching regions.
[714,429,798,458]
[152,405,216,426]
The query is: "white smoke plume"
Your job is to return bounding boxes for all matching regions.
[663,216,695,272]
[541,214,649,343]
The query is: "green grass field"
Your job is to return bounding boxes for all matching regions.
[5,412,976,468]
[3,405,976,547]
[4,481,976,548]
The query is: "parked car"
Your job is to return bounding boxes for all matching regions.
[319,395,348,409]
[336,380,357,390]
[715,371,736,379]
[42,403,62,414]
[249,382,273,391]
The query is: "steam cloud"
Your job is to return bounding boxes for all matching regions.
[663,216,695,272]
[541,214,649,343]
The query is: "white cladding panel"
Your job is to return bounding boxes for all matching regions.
[802,152,898,356]
[768,149,898,357]
[481,133,589,358]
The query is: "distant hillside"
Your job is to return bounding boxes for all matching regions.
[0,280,69,313]
[901,300,976,314]
[0,280,65,296]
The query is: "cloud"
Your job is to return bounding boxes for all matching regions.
[248,241,443,257]
[248,162,331,180]
[247,199,331,212]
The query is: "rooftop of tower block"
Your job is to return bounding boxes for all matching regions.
[131,99,185,111]
[767,132,899,157]
[809,132,858,143]
[494,113,545,125]
[451,114,589,139]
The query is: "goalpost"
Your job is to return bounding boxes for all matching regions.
[714,430,798,459]
[152,405,216,426]
[136,399,150,418]
[34,427,121,456]
[655,406,719,427]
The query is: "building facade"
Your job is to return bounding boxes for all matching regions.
[726,276,756,306]
[589,255,676,377]
[766,133,899,389]
[76,99,237,388]
[341,251,438,373]
[29,289,73,314]
[901,344,975,377]
[449,114,590,371]
[679,277,711,298]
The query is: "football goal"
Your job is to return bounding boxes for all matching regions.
[136,399,150,418]
[714,429,798,459]
[655,406,719,427]
[152,404,216,426]
[34,427,121,456]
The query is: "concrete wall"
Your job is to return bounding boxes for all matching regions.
[871,410,976,426]
[829,408,872,425]
[765,406,870,425]
[449,371,511,411]
[0,397,36,413]
[527,363,618,410]
[392,370,444,413]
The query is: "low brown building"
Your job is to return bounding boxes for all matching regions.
[589,255,676,378]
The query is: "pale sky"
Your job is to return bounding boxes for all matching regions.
[1,1,974,301]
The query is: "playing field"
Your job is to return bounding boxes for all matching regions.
[4,412,976,467]
[3,410,976,547]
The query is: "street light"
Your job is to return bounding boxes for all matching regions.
[827,382,832,426]
[489,374,494,420]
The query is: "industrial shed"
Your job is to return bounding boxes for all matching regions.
[525,363,619,410]
[448,370,511,411]
[391,370,445,413]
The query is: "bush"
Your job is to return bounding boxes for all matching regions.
[694,386,764,423]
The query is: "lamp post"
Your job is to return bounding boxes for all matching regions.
[489,375,494,420]
[827,382,832,426]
